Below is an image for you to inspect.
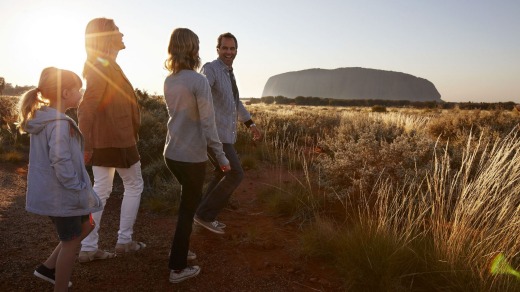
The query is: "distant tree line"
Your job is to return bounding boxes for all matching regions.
[2,79,516,111]
[0,80,35,96]
[248,96,518,110]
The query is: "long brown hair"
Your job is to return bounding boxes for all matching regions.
[18,67,82,133]
[164,28,201,74]
[83,18,119,78]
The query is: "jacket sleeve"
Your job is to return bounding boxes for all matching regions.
[48,120,85,190]
[78,62,109,151]
[195,76,229,167]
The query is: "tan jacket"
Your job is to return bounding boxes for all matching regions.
[78,59,140,151]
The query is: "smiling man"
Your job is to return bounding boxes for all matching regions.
[194,32,261,234]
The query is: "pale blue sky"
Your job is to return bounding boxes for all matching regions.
[1,0,519,102]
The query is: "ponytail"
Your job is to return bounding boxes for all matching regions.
[17,88,48,133]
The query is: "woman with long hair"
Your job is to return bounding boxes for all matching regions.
[163,28,230,283]
[77,18,145,263]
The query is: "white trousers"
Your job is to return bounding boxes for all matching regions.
[81,161,144,251]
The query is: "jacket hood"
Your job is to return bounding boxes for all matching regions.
[25,106,71,135]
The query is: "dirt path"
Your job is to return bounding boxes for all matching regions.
[0,161,344,291]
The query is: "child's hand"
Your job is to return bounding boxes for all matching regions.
[220,165,231,172]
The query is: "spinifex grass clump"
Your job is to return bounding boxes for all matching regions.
[428,132,520,276]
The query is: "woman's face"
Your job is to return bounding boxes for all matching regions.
[110,24,125,51]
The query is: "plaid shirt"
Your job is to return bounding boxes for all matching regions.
[200,59,251,144]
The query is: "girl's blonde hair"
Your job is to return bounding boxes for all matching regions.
[83,18,118,78]
[165,28,201,74]
[18,67,82,133]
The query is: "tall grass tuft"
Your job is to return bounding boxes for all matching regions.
[427,131,520,286]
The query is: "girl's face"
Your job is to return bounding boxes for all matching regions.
[64,85,83,109]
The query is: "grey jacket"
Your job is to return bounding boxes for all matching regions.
[163,70,229,166]
[25,106,102,217]
[200,59,251,144]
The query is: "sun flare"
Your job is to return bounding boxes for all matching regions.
[11,4,87,79]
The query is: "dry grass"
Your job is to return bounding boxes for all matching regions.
[4,95,520,289]
[241,104,520,290]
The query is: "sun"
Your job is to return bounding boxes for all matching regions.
[9,3,88,80]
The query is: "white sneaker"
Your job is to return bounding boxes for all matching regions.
[169,266,200,283]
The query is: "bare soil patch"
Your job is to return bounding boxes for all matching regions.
[0,161,345,291]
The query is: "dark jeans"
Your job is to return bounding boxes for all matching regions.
[165,158,206,270]
[196,143,244,221]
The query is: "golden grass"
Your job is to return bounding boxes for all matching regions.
[240,104,520,289]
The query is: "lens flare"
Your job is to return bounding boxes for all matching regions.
[96,57,110,67]
[490,253,520,279]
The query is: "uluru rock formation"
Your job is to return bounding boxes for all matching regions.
[262,67,442,102]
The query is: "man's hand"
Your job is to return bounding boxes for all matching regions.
[220,164,231,172]
[250,124,262,141]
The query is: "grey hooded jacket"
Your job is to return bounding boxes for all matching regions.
[25,106,102,217]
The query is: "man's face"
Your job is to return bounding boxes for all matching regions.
[217,37,237,67]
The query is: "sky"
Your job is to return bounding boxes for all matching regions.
[1,0,519,103]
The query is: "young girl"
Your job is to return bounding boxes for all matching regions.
[163,28,230,283]
[18,67,102,291]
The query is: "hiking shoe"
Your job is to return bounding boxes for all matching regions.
[78,249,115,263]
[193,216,224,234]
[169,266,200,283]
[33,264,72,287]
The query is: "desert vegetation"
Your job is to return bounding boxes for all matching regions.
[2,92,520,290]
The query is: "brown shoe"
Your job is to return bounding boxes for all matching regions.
[115,241,146,255]
[78,249,115,263]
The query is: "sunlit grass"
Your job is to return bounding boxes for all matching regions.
[243,104,520,289]
[4,93,520,290]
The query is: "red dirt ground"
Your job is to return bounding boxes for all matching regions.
[0,161,345,291]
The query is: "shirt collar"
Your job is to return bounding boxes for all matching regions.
[217,58,233,71]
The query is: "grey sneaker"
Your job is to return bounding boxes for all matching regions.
[196,219,226,229]
[169,266,200,283]
[214,221,226,229]
[194,216,224,234]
